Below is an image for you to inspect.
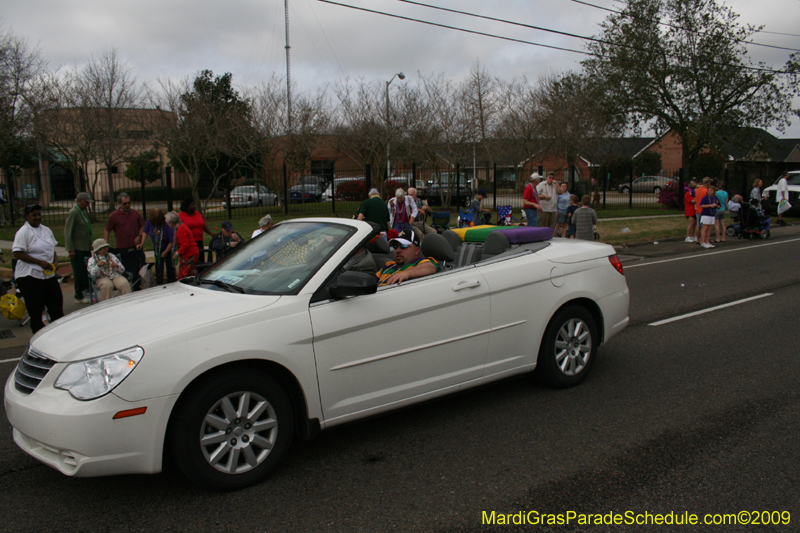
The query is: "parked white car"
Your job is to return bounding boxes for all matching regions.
[222,185,278,208]
[4,219,629,490]
[762,170,800,215]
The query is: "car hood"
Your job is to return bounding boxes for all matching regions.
[30,283,281,363]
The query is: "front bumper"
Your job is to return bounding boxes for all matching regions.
[4,369,177,478]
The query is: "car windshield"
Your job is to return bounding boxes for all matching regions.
[233,186,255,193]
[198,222,355,295]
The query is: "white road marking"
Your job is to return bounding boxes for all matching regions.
[625,237,800,269]
[648,293,773,326]
[0,357,21,364]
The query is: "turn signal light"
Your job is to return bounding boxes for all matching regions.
[113,407,147,420]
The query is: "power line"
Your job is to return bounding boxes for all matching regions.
[316,0,592,56]
[569,0,800,47]
[317,0,794,75]
[394,0,624,50]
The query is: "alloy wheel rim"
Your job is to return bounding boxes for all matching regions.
[199,391,278,474]
[554,318,591,376]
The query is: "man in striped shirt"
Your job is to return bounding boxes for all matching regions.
[572,195,598,241]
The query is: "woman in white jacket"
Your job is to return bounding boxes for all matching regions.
[387,188,418,234]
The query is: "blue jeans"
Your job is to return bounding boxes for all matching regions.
[393,221,413,234]
[524,208,538,227]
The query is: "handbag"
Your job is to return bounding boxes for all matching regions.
[0,293,27,320]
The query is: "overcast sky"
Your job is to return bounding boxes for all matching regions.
[4,0,799,136]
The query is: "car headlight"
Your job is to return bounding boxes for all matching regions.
[55,346,144,400]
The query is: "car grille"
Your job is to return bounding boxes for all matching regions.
[14,347,56,395]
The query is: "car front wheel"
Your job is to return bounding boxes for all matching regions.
[535,305,598,388]
[654,187,662,194]
[620,186,630,194]
[170,369,294,491]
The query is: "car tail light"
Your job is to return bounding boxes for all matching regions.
[608,255,624,275]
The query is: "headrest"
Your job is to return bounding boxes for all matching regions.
[496,226,553,244]
[365,236,390,254]
[484,231,511,256]
[442,230,463,251]
[420,233,455,263]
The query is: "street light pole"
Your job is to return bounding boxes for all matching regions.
[385,72,405,180]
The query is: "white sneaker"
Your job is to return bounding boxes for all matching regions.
[685,237,693,242]
[701,243,714,249]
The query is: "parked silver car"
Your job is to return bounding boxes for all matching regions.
[223,185,279,208]
[617,176,675,194]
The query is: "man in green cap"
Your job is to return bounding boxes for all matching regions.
[64,192,94,303]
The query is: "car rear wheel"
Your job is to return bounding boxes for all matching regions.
[620,186,630,194]
[170,369,294,491]
[535,305,598,388]
[653,186,662,194]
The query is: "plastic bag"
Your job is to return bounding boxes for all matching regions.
[139,264,155,289]
[0,293,27,320]
[778,199,792,215]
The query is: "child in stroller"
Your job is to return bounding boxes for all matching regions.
[727,196,770,239]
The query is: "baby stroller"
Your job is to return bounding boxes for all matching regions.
[727,201,770,239]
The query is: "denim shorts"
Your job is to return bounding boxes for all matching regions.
[557,213,568,224]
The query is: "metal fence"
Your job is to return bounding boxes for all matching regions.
[4,162,742,228]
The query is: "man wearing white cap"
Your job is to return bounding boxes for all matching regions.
[376,230,440,286]
[523,173,542,227]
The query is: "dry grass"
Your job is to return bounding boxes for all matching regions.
[597,215,689,246]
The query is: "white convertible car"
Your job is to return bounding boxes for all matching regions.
[4,218,629,490]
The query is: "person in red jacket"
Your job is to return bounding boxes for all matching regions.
[684,181,697,243]
[166,211,199,279]
[178,197,214,263]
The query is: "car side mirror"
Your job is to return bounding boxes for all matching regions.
[330,271,378,300]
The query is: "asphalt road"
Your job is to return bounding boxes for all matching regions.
[1,229,799,532]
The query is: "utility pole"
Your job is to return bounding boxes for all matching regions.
[284,0,292,134]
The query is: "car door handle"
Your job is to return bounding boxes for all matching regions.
[452,280,481,292]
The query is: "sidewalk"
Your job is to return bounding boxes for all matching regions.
[0,280,85,350]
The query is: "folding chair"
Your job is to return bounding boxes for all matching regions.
[430,211,452,234]
[86,253,135,303]
[458,208,474,228]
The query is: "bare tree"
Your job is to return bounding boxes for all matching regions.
[496,76,542,185]
[30,70,99,203]
[0,29,46,182]
[79,48,144,204]
[460,61,501,167]
[531,70,623,180]
[332,77,389,171]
